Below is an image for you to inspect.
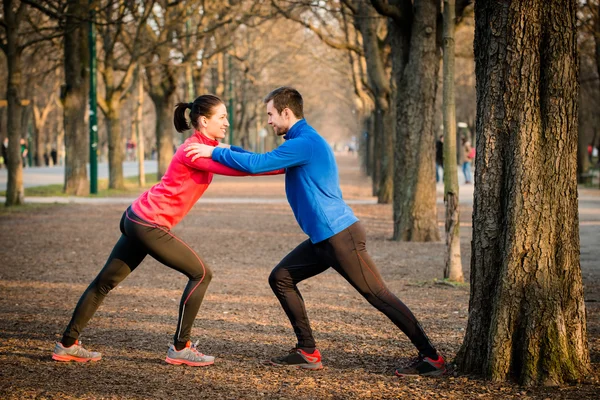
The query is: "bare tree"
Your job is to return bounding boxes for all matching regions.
[456,0,589,385]
[1,0,28,205]
[370,0,472,241]
[95,0,154,189]
[442,0,463,282]
[1,0,62,204]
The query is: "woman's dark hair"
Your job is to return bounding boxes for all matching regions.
[173,94,224,133]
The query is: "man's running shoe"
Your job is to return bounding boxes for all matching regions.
[165,340,215,367]
[394,353,446,377]
[52,340,102,362]
[269,348,323,370]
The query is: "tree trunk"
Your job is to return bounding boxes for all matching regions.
[355,3,393,203]
[442,0,463,282]
[135,67,145,187]
[146,63,176,179]
[392,0,441,241]
[456,0,589,385]
[4,0,25,206]
[106,101,124,189]
[63,0,89,196]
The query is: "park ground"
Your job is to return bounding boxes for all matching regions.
[0,155,599,399]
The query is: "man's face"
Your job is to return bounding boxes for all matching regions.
[266,100,289,136]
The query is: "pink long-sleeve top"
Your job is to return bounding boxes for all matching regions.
[131,131,280,229]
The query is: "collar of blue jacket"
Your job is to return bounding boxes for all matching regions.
[283,118,307,140]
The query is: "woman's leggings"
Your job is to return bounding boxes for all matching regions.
[268,221,437,358]
[61,207,212,349]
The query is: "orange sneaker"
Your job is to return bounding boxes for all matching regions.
[52,340,101,362]
[165,340,215,367]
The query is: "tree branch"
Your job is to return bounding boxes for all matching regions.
[369,0,412,27]
[271,0,364,55]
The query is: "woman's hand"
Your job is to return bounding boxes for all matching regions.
[184,143,215,162]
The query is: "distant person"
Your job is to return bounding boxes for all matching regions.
[184,87,446,377]
[19,138,28,168]
[50,148,57,166]
[44,152,50,166]
[435,134,444,183]
[52,94,283,366]
[462,138,474,184]
[1,138,8,169]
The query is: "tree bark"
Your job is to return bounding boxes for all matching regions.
[355,3,393,203]
[63,0,89,196]
[135,66,145,187]
[456,0,589,385]
[105,101,124,189]
[146,63,176,179]
[391,0,441,241]
[442,0,463,281]
[3,0,25,206]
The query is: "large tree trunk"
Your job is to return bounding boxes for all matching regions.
[456,0,589,385]
[63,0,89,196]
[442,0,463,281]
[392,0,441,241]
[4,0,25,206]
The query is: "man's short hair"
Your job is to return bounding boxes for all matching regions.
[263,87,304,119]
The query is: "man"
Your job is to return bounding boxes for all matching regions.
[184,87,445,376]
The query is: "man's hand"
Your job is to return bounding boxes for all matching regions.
[184,143,215,162]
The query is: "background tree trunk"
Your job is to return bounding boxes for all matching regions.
[391,0,441,241]
[442,0,463,282]
[456,0,589,385]
[135,66,145,187]
[106,103,124,189]
[355,4,393,203]
[4,0,25,206]
[63,0,89,196]
[146,63,176,179]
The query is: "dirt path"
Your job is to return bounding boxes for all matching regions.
[0,155,598,399]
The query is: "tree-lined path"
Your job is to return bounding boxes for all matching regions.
[1,154,598,399]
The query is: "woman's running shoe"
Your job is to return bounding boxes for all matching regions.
[165,340,215,367]
[52,340,101,362]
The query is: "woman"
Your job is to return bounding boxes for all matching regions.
[462,138,474,184]
[52,95,281,366]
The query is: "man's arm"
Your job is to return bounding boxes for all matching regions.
[186,139,312,174]
[180,152,283,176]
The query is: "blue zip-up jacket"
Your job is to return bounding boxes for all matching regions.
[212,119,358,243]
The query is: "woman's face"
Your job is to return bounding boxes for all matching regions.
[199,103,229,140]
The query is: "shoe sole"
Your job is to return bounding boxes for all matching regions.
[394,368,446,377]
[52,353,101,363]
[165,356,214,367]
[268,360,323,370]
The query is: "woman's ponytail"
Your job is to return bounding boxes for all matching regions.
[174,102,192,133]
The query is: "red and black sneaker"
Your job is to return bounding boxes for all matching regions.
[394,353,446,377]
[269,348,323,370]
